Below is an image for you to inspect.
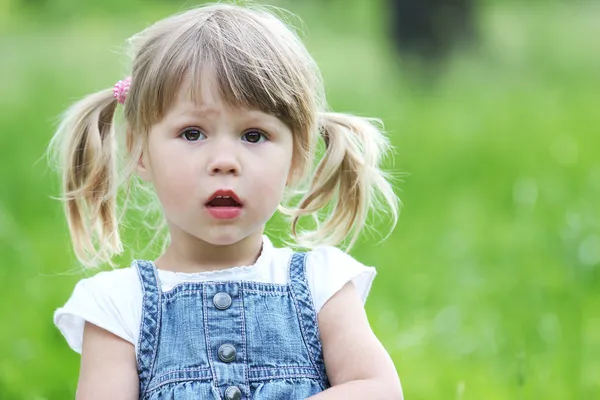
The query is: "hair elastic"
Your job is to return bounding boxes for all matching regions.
[113,76,132,104]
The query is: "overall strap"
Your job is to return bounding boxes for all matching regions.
[135,260,162,397]
[288,252,329,388]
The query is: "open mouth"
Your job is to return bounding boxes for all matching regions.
[206,195,242,208]
[205,191,243,219]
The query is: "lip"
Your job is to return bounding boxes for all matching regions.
[205,189,243,220]
[206,206,242,219]
[206,189,243,206]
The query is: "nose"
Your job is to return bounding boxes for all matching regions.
[206,142,241,176]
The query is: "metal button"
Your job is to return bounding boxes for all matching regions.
[218,343,237,363]
[224,386,242,400]
[213,292,232,310]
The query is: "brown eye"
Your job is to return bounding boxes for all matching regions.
[181,128,205,141]
[242,130,266,143]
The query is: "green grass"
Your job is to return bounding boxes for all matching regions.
[0,0,598,398]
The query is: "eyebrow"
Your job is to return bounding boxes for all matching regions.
[167,98,288,130]
[179,105,222,118]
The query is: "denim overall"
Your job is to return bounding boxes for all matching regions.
[135,252,330,399]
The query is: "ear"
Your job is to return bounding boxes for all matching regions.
[286,166,296,187]
[136,152,152,182]
[286,152,300,187]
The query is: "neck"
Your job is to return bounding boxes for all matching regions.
[155,229,264,273]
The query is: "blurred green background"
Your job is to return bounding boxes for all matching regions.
[1,0,599,398]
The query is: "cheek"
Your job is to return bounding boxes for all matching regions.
[153,173,191,214]
[147,142,196,206]
[260,168,289,196]
[249,143,292,198]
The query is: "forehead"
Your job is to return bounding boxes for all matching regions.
[129,14,311,133]
[174,73,224,112]
[161,73,289,129]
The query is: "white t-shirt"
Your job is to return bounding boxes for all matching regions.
[54,236,376,355]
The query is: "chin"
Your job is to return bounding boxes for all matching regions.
[199,228,248,247]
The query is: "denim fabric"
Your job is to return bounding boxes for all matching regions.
[135,252,330,399]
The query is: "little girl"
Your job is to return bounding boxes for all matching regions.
[52,3,402,400]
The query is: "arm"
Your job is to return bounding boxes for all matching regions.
[307,282,403,400]
[76,322,139,400]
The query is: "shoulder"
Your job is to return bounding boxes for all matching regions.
[54,265,142,353]
[68,266,142,304]
[306,246,369,269]
[78,265,140,291]
[304,246,377,314]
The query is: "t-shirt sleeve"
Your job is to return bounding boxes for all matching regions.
[305,246,376,313]
[53,268,141,354]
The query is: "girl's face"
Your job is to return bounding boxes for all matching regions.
[138,77,294,248]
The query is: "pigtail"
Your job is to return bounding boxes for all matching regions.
[291,112,399,250]
[50,89,123,267]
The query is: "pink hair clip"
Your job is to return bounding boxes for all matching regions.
[113,76,132,104]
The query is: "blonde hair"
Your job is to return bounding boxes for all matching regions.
[49,3,399,267]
